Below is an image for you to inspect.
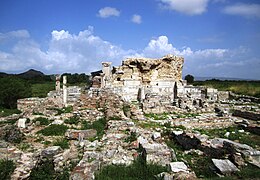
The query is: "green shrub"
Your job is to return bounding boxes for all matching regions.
[33,117,50,125]
[53,138,69,149]
[0,159,16,180]
[37,124,68,136]
[109,116,121,120]
[145,113,168,120]
[64,116,79,125]
[125,132,137,143]
[0,108,21,117]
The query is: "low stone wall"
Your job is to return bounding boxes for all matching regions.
[232,110,260,121]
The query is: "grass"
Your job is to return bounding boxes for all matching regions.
[144,112,169,120]
[0,107,21,117]
[47,106,73,115]
[53,138,69,149]
[64,115,80,125]
[95,156,167,180]
[165,140,218,178]
[193,80,260,98]
[81,117,107,138]
[194,126,260,149]
[0,159,16,180]
[37,124,68,136]
[33,117,50,126]
[31,82,55,98]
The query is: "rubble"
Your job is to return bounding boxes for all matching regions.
[212,159,239,174]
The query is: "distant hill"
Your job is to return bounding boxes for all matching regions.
[194,76,258,81]
[17,69,45,79]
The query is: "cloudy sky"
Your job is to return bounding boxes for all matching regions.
[0,0,260,79]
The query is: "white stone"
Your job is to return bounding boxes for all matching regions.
[212,159,239,174]
[169,162,188,173]
[17,118,27,128]
[152,132,161,140]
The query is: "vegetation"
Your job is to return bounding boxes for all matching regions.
[48,106,73,115]
[33,117,50,126]
[64,115,80,125]
[37,124,68,136]
[0,77,32,109]
[31,82,55,98]
[125,131,137,143]
[29,159,69,180]
[53,138,69,149]
[185,74,194,84]
[95,156,167,180]
[62,73,90,86]
[144,113,169,120]
[193,80,260,98]
[194,126,260,149]
[0,159,16,180]
[0,108,21,117]
[82,117,107,138]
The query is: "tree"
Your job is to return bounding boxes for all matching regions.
[185,74,194,84]
[0,77,32,109]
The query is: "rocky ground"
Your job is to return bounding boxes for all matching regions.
[0,91,260,180]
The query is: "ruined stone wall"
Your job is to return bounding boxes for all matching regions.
[105,54,184,102]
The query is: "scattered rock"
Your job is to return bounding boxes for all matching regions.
[41,146,62,158]
[65,129,97,140]
[212,159,239,174]
[169,162,188,173]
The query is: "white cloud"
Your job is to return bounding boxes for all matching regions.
[98,7,120,18]
[159,0,209,15]
[0,29,259,79]
[131,14,142,24]
[223,3,260,18]
[0,30,30,41]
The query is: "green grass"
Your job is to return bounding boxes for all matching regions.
[53,138,69,149]
[0,108,21,117]
[0,159,16,180]
[194,126,260,149]
[144,113,169,120]
[33,117,50,126]
[31,82,55,98]
[193,80,260,98]
[81,117,107,138]
[47,106,73,115]
[95,156,167,180]
[37,124,68,136]
[64,115,80,125]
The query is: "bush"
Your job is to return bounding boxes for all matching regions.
[33,117,50,126]
[64,115,79,125]
[37,124,68,136]
[0,159,16,180]
[53,138,69,149]
[3,125,24,143]
[0,108,21,117]
[185,74,194,84]
[0,76,31,109]
[125,132,137,143]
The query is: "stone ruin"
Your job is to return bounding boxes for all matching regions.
[90,54,229,113]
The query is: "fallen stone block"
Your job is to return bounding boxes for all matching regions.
[169,162,188,173]
[41,146,62,158]
[212,159,239,174]
[17,118,27,128]
[65,129,97,140]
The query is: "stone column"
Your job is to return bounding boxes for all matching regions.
[102,62,112,88]
[63,76,67,107]
[55,74,61,91]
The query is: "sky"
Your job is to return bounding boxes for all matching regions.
[0,0,260,79]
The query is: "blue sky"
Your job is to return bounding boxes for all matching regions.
[0,0,260,79]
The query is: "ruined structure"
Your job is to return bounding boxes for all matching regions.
[93,54,184,102]
[91,54,226,113]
